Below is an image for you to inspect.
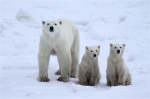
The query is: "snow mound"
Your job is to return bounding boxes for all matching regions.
[16,9,34,23]
[71,83,96,92]
[85,21,115,41]
[15,42,28,49]
[127,53,148,62]
[127,54,136,61]
[0,24,4,33]
[118,16,127,23]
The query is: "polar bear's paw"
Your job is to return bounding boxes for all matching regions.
[70,73,77,78]
[55,70,61,75]
[89,82,97,86]
[80,82,88,86]
[57,76,69,82]
[107,82,111,86]
[117,82,125,86]
[70,70,77,78]
[125,81,131,85]
[37,77,50,82]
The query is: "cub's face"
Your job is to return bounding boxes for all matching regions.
[110,43,125,56]
[42,20,62,37]
[85,45,100,59]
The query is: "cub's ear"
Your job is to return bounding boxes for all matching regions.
[123,44,126,47]
[85,46,88,50]
[110,43,113,47]
[98,45,100,48]
[42,21,45,25]
[59,21,62,25]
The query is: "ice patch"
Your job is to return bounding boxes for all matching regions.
[16,9,34,23]
[71,83,96,92]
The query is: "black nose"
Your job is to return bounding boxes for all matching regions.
[50,26,54,31]
[93,54,96,57]
[117,50,120,54]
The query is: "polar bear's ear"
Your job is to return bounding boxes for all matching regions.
[98,45,100,48]
[110,43,113,47]
[123,44,126,47]
[85,46,88,50]
[42,21,45,25]
[59,21,62,25]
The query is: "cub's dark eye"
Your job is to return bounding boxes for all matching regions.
[96,50,97,52]
[47,23,49,25]
[91,50,93,52]
[115,47,116,49]
[55,24,57,25]
[120,47,122,48]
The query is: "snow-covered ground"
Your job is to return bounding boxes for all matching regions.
[0,0,150,99]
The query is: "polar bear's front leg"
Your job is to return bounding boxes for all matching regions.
[89,71,99,86]
[78,65,88,85]
[38,54,50,82]
[37,39,51,82]
[109,74,118,86]
[126,73,131,85]
[106,74,111,86]
[57,51,71,82]
[117,73,126,85]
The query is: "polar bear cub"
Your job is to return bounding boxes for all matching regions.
[106,43,131,86]
[38,19,80,82]
[78,46,101,86]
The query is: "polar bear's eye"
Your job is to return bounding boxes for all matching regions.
[115,47,116,49]
[55,24,57,25]
[47,23,49,25]
[91,50,93,52]
[120,47,122,48]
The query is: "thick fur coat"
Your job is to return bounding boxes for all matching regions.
[38,19,80,82]
[106,43,131,86]
[78,46,101,86]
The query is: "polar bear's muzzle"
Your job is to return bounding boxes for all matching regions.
[117,50,120,54]
[49,26,54,32]
[93,54,96,57]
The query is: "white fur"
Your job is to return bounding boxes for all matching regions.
[38,19,80,82]
[78,46,101,86]
[106,43,131,86]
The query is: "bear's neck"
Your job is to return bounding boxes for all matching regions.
[109,52,123,62]
[42,30,62,42]
[83,54,98,64]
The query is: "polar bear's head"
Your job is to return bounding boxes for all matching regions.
[42,20,62,37]
[110,43,125,56]
[85,45,100,59]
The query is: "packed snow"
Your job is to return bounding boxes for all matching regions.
[0,0,149,99]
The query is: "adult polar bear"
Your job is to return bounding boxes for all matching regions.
[38,19,80,82]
